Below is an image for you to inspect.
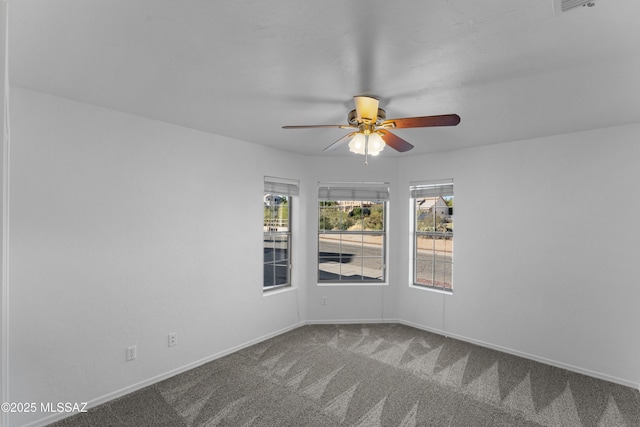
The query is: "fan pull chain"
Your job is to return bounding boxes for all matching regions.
[364,134,369,165]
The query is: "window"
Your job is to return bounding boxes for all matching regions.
[263,177,298,291]
[318,182,388,283]
[411,180,453,291]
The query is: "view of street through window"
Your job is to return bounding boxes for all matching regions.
[263,194,290,290]
[318,201,385,282]
[414,194,453,290]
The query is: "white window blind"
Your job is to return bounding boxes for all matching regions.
[410,179,453,199]
[264,176,299,196]
[318,182,390,201]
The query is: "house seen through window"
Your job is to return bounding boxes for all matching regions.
[411,180,453,291]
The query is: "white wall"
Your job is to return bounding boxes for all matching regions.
[303,156,399,323]
[1,3,8,426]
[303,125,640,388]
[7,86,640,426]
[396,124,640,387]
[8,88,308,426]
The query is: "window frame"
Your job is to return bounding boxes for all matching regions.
[410,180,454,292]
[263,177,298,292]
[317,182,389,284]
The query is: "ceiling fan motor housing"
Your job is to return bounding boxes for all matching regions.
[347,108,386,126]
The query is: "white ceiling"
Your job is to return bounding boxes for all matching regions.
[8,0,640,156]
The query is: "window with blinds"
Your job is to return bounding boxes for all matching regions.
[318,182,388,283]
[410,179,453,291]
[263,177,298,291]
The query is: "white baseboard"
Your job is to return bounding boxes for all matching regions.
[397,319,640,391]
[24,322,304,427]
[304,317,639,390]
[302,318,399,325]
[24,318,640,427]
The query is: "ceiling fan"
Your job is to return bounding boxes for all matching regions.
[282,95,460,162]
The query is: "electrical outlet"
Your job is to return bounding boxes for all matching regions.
[168,332,177,347]
[126,345,136,361]
[322,296,327,306]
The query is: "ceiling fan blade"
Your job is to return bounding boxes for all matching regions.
[324,132,357,152]
[378,129,414,152]
[282,124,354,129]
[382,114,460,129]
[353,95,379,123]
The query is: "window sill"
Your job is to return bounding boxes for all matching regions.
[409,284,453,295]
[317,282,388,287]
[263,286,296,297]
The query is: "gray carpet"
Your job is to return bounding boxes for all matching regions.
[51,323,640,426]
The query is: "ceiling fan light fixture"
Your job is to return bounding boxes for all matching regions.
[348,132,385,156]
[348,133,366,155]
[368,133,385,156]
